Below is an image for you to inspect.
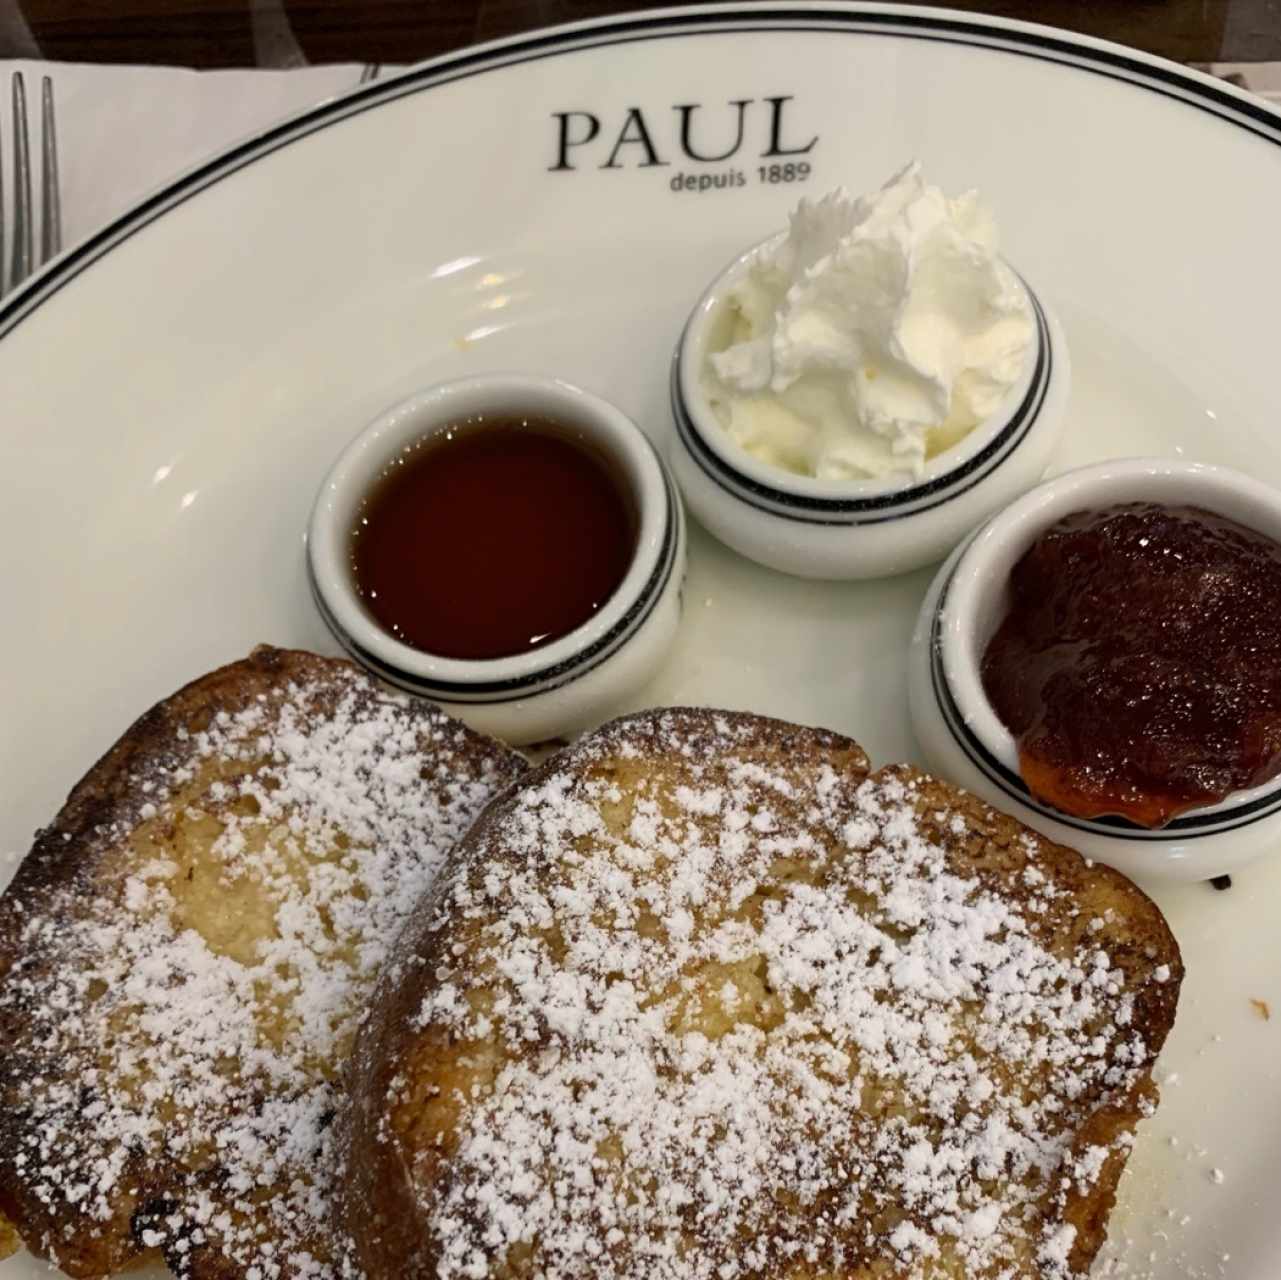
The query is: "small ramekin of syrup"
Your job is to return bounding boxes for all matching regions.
[909,457,1281,881]
[308,375,685,744]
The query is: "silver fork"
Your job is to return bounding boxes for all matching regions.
[1,72,61,300]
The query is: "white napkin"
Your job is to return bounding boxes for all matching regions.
[0,60,364,251]
[1210,60,1281,103]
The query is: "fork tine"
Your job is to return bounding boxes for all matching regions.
[41,76,60,261]
[10,73,33,290]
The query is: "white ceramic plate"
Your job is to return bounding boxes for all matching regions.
[2,5,1279,1276]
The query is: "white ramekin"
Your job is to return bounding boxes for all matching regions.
[670,233,1070,580]
[909,456,1281,882]
[307,374,685,745]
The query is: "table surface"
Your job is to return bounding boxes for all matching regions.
[1,0,1279,69]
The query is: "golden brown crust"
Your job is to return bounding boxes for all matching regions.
[875,765,1183,1275]
[0,648,348,962]
[342,708,872,1277]
[341,711,1181,1280]
[0,646,525,1279]
[878,764,1183,1065]
[0,1207,18,1262]
[0,648,339,1276]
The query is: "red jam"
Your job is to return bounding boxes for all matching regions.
[350,417,636,661]
[981,503,1281,827]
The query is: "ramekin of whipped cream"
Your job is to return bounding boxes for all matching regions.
[670,161,1070,580]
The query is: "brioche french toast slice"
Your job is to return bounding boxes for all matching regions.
[0,646,525,1279]
[341,707,1182,1280]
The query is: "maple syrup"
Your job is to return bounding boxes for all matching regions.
[981,503,1281,828]
[350,416,636,661]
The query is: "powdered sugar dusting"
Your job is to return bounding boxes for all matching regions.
[384,710,1177,1280]
[0,655,522,1277]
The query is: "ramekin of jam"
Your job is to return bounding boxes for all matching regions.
[307,374,685,744]
[908,457,1281,881]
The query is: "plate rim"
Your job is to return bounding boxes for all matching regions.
[2,1,1280,349]
[2,13,1280,1274]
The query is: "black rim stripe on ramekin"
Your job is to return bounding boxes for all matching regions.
[671,291,1051,527]
[310,461,682,704]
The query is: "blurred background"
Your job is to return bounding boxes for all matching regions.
[0,0,1278,67]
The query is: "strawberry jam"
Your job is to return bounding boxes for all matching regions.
[981,503,1281,827]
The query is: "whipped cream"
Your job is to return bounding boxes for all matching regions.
[705,162,1035,482]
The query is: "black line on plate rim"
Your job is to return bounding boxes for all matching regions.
[2,7,1281,343]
